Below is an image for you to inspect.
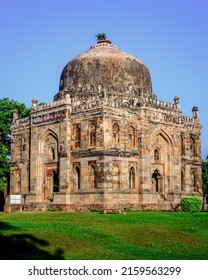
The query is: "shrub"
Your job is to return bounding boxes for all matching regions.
[181,196,202,212]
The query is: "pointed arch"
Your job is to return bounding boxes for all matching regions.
[76,167,81,190]
[154,148,160,160]
[39,129,58,150]
[48,146,55,160]
[151,128,173,163]
[89,123,96,146]
[190,135,196,157]
[129,126,136,147]
[152,128,173,148]
[151,128,173,193]
[112,162,120,189]
[38,129,59,195]
[129,166,135,189]
[40,129,59,162]
[112,122,120,145]
[89,164,96,189]
[74,124,81,148]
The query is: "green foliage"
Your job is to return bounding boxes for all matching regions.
[181,196,202,212]
[0,144,9,190]
[95,33,107,40]
[0,98,31,191]
[202,160,208,203]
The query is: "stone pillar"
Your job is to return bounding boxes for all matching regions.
[140,126,152,192]
[192,106,199,119]
[29,125,39,194]
[32,98,38,109]
[21,162,29,193]
[59,120,70,191]
[13,109,19,122]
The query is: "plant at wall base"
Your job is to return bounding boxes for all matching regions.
[202,158,208,206]
[181,196,202,212]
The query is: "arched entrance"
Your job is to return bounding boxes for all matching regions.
[39,130,59,199]
[152,168,164,193]
[151,130,172,194]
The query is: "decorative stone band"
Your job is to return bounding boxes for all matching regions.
[11,117,30,130]
[71,149,139,158]
[54,85,153,101]
[32,95,71,111]
[11,89,200,129]
[90,42,116,49]
[68,92,179,113]
[31,109,66,125]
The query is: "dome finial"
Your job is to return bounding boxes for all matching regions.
[95,33,111,44]
[96,33,107,40]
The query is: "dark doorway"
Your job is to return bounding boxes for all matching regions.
[76,167,81,189]
[52,171,59,192]
[152,168,161,192]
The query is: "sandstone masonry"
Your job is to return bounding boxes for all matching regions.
[5,40,202,211]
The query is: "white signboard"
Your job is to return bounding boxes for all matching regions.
[10,194,21,204]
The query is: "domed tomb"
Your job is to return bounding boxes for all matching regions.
[55,40,153,101]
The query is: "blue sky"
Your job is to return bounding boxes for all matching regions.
[0,0,207,158]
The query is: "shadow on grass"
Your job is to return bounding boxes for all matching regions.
[0,221,64,260]
[0,192,5,212]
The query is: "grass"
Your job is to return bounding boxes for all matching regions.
[0,211,208,260]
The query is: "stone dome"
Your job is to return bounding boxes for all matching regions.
[55,41,153,100]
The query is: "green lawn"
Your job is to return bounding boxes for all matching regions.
[0,211,207,260]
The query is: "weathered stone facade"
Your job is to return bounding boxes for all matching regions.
[5,40,202,211]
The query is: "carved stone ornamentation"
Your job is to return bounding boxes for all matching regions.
[6,38,202,212]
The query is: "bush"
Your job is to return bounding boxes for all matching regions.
[181,196,202,212]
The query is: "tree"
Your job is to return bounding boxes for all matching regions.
[0,98,31,191]
[202,158,208,207]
